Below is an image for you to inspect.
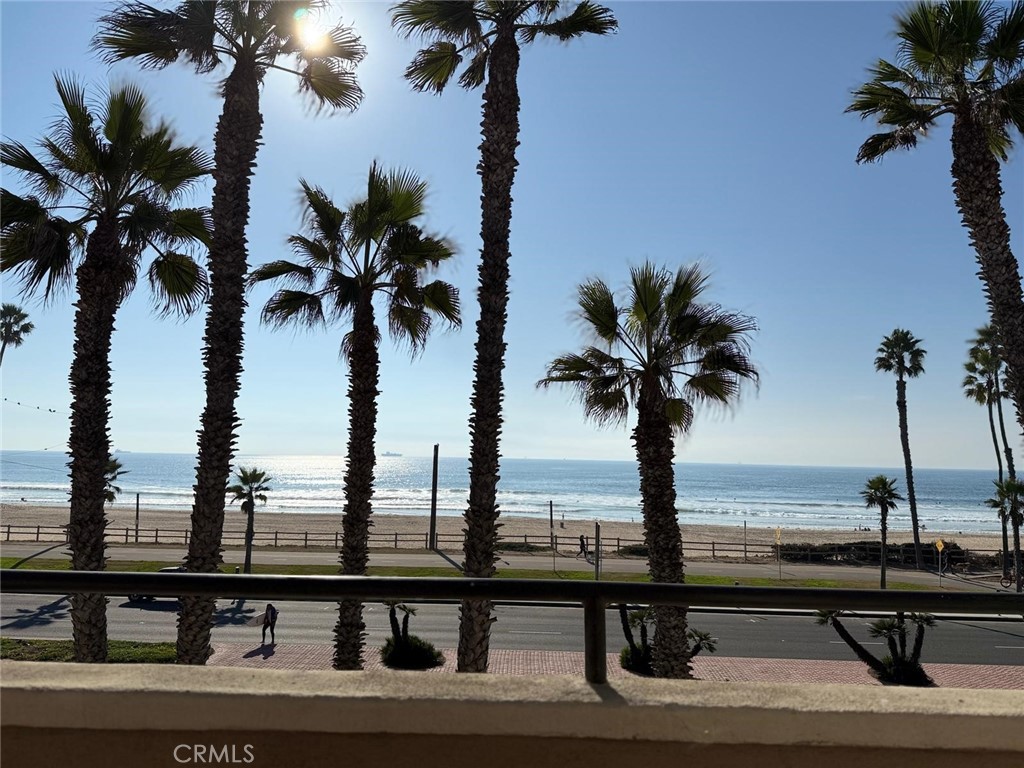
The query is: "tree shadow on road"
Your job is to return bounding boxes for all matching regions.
[1,595,70,629]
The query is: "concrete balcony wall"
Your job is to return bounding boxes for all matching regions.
[2,661,1022,768]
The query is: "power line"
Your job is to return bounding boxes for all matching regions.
[2,398,69,416]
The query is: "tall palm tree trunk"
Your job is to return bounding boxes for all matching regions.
[633,384,690,679]
[67,219,123,663]
[879,507,887,590]
[994,377,1016,480]
[334,296,380,669]
[987,397,1003,483]
[986,395,1011,574]
[0,341,7,367]
[459,24,521,674]
[951,110,1024,439]
[829,616,886,675]
[895,377,922,568]
[242,498,255,574]
[1013,510,1022,594]
[178,61,263,665]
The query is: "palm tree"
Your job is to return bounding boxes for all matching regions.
[226,466,272,574]
[1,76,211,662]
[95,0,365,665]
[963,338,1012,573]
[0,304,35,367]
[104,457,130,504]
[538,262,757,678]
[874,329,926,569]
[849,0,1024,440]
[250,164,460,668]
[392,0,618,675]
[860,475,903,589]
[817,610,935,686]
[987,479,1024,592]
[972,325,1017,481]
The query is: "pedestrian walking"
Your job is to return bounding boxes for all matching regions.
[262,602,278,645]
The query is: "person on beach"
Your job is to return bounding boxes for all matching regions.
[262,603,278,645]
[577,535,589,560]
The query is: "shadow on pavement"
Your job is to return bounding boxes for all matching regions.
[243,643,276,659]
[1,595,70,629]
[214,598,257,626]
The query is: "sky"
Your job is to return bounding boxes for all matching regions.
[1,0,1022,471]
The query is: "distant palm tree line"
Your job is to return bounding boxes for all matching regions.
[1,0,1022,668]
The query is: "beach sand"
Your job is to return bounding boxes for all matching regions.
[0,503,1003,553]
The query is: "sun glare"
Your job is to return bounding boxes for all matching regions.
[297,18,330,53]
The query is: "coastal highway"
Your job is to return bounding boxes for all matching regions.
[0,542,1005,592]
[2,594,1022,665]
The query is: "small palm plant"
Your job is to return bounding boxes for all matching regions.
[618,605,716,676]
[986,479,1024,592]
[380,600,444,670]
[250,163,460,669]
[817,610,935,686]
[104,457,130,505]
[539,262,757,678]
[0,303,34,367]
[1,77,210,662]
[861,476,903,589]
[226,467,272,574]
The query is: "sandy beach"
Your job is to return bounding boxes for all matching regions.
[0,503,1003,553]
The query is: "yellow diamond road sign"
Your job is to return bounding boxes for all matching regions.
[935,540,944,552]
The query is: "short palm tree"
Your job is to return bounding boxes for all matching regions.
[861,475,903,589]
[393,0,617,674]
[0,76,211,662]
[539,262,757,678]
[95,0,366,665]
[226,466,272,574]
[104,457,130,504]
[875,329,926,569]
[250,164,460,668]
[986,479,1024,592]
[0,304,35,367]
[849,0,1024,440]
[817,610,935,686]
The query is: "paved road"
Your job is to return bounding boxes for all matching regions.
[2,594,1021,665]
[1,542,1004,592]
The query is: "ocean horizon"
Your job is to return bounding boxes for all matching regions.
[0,450,1004,534]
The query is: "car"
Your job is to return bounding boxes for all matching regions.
[128,565,186,602]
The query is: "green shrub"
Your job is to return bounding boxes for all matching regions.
[619,544,649,557]
[381,635,444,670]
[497,541,549,553]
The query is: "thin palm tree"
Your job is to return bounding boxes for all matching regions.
[861,475,903,589]
[104,457,130,504]
[849,0,1024,438]
[875,329,926,569]
[392,0,618,675]
[1,76,211,662]
[987,479,1024,592]
[226,466,272,574]
[0,304,35,367]
[250,164,461,668]
[95,0,365,664]
[973,325,1017,481]
[538,262,757,678]
[964,339,1011,573]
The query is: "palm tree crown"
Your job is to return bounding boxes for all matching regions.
[392,0,617,93]
[1,77,212,311]
[847,0,1024,163]
[539,262,758,431]
[250,164,461,346]
[226,466,272,508]
[861,475,903,518]
[0,304,35,366]
[875,329,927,380]
[104,457,130,504]
[96,0,365,110]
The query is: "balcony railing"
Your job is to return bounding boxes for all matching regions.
[3,569,1021,683]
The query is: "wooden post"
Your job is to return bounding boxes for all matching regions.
[594,521,602,581]
[36,525,40,542]
[304,531,308,548]
[274,531,278,547]
[394,532,398,549]
[743,521,747,563]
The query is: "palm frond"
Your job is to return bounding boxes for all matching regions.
[0,141,63,200]
[576,278,619,344]
[147,250,209,316]
[247,259,317,290]
[0,190,80,300]
[391,1,482,44]
[420,279,461,328]
[295,55,364,112]
[261,288,327,329]
[404,41,463,93]
[519,0,617,43]
[458,47,489,89]
[94,1,219,72]
[855,127,923,163]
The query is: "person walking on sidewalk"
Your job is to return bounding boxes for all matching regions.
[262,603,278,645]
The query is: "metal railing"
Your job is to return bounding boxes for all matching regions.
[3,569,1021,683]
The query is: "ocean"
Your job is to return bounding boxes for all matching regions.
[0,451,1003,533]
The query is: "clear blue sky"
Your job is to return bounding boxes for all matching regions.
[1,1,1021,470]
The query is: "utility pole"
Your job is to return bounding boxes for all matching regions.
[429,444,439,550]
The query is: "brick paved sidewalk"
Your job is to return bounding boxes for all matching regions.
[208,642,1023,689]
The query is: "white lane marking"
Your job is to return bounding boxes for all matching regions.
[829,641,883,645]
[994,645,1024,649]
[508,630,562,635]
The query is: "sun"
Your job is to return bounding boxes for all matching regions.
[296,16,330,53]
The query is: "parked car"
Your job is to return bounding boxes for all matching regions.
[128,565,186,602]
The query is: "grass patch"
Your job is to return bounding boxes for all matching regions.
[1,558,931,589]
[0,637,176,663]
